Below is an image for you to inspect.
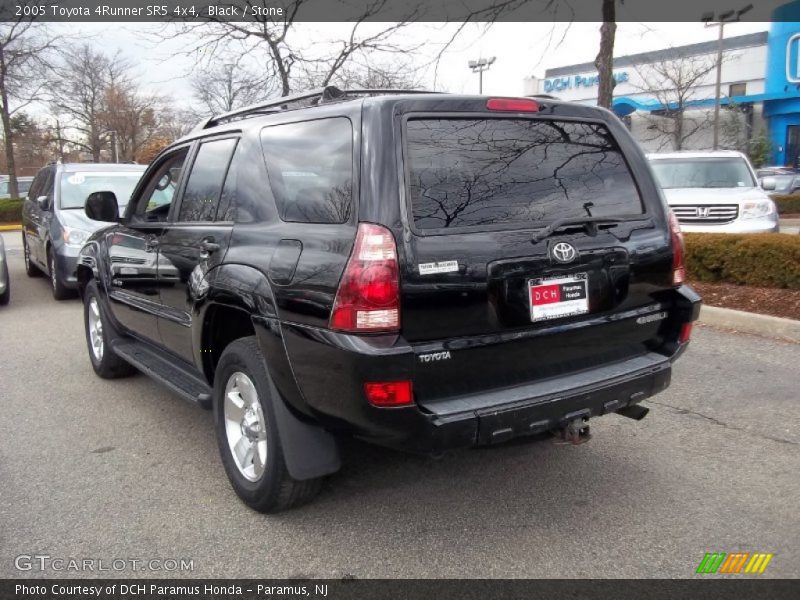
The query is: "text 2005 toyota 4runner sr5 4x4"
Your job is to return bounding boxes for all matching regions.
[77,88,701,512]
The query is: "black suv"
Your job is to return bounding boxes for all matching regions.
[77,88,700,512]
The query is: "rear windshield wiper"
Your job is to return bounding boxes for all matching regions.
[530,216,651,244]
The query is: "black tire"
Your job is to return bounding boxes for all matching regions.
[48,246,73,300]
[83,280,136,378]
[0,262,9,305]
[213,336,322,513]
[22,235,41,277]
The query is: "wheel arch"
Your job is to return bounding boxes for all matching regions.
[198,263,310,415]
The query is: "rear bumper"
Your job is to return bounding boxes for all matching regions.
[421,352,672,447]
[278,285,701,454]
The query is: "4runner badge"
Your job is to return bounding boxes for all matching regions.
[418,351,451,363]
[636,312,667,324]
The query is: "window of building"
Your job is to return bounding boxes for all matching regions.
[729,83,746,98]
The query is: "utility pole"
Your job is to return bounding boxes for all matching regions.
[702,4,753,150]
[108,130,119,162]
[468,57,496,94]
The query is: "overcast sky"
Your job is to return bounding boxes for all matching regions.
[51,20,771,112]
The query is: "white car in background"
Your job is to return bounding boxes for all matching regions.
[648,151,779,233]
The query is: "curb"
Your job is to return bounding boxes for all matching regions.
[0,224,21,231]
[698,305,800,343]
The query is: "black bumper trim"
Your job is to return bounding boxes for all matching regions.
[419,352,670,417]
[419,352,672,448]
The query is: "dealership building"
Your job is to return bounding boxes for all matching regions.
[523,5,800,165]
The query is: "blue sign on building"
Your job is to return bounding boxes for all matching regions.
[765,1,800,165]
[543,72,629,94]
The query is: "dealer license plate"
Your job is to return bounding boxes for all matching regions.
[529,273,589,322]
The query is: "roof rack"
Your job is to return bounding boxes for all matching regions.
[195,85,438,131]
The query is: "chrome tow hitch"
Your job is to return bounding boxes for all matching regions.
[554,416,591,445]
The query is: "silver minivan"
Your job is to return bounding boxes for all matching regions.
[21,162,146,299]
[648,151,779,233]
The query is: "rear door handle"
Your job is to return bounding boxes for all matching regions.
[200,238,219,254]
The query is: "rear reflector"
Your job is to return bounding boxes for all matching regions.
[330,223,400,333]
[486,98,540,112]
[668,210,686,286]
[679,322,693,343]
[364,381,413,407]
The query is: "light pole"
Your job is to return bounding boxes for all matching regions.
[103,130,119,163]
[702,4,753,150]
[468,57,496,94]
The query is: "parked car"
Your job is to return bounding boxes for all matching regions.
[767,173,800,194]
[755,166,797,178]
[648,151,779,233]
[0,235,9,305]
[0,176,34,199]
[21,163,147,299]
[77,88,700,512]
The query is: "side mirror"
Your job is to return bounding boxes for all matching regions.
[85,191,119,222]
[37,195,51,211]
[760,176,777,191]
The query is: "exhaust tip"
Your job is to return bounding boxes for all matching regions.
[617,404,650,421]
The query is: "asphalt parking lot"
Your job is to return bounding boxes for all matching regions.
[0,230,798,579]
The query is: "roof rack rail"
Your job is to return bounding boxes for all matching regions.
[195,86,437,131]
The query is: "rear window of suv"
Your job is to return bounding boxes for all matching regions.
[405,118,643,231]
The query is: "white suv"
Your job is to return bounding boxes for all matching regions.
[648,151,779,233]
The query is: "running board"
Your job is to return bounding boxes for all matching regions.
[111,339,212,406]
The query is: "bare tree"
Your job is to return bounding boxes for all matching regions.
[298,57,423,91]
[0,14,60,197]
[158,107,197,141]
[634,54,720,150]
[49,44,132,161]
[190,55,275,115]
[594,0,618,109]
[101,82,163,162]
[719,101,750,153]
[166,1,424,97]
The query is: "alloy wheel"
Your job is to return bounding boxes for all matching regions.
[223,371,268,482]
[49,253,57,291]
[87,297,104,362]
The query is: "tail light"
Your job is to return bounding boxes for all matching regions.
[668,210,685,286]
[486,98,539,112]
[679,322,693,343]
[330,223,400,333]
[364,381,413,407]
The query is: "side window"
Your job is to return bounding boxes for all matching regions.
[216,143,245,222]
[41,169,55,198]
[131,149,188,223]
[260,118,353,224]
[28,170,47,200]
[178,138,238,223]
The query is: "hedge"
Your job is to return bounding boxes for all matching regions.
[0,198,23,224]
[684,233,800,289]
[771,194,800,215]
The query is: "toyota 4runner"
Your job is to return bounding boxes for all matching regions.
[77,88,701,512]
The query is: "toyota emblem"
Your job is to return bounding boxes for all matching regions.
[551,242,578,264]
